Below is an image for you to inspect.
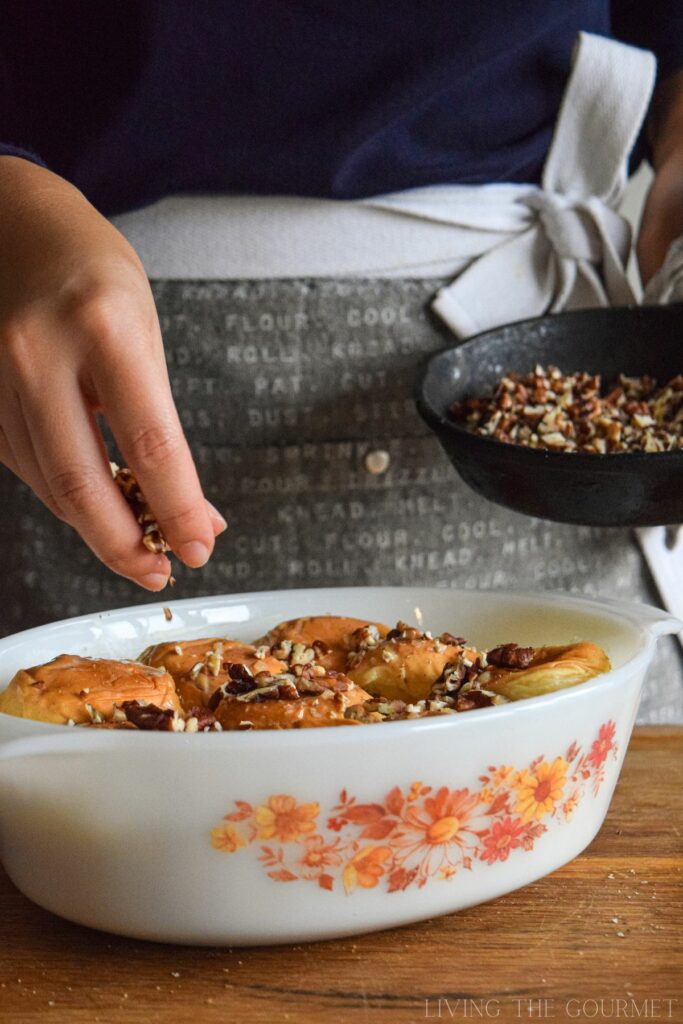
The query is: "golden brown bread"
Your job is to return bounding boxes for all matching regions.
[346,625,467,702]
[0,654,180,725]
[213,672,369,730]
[254,616,389,673]
[478,642,611,701]
[138,637,285,710]
[0,627,612,731]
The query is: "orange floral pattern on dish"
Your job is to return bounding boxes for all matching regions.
[210,720,618,892]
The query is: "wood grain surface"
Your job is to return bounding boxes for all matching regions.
[0,726,681,1024]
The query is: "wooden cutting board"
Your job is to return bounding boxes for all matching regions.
[0,726,681,1024]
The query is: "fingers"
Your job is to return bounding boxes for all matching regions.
[0,404,225,577]
[92,338,220,568]
[0,390,66,520]
[19,376,173,590]
[206,501,229,536]
[0,425,22,481]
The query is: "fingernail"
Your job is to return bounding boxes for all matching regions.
[178,540,211,568]
[206,501,228,533]
[140,572,170,591]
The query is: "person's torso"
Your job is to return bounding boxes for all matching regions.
[2,0,614,214]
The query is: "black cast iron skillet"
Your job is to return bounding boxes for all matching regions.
[416,304,683,527]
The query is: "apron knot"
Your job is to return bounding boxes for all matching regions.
[522,192,601,263]
[432,32,656,338]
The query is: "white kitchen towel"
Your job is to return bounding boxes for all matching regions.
[113,33,656,338]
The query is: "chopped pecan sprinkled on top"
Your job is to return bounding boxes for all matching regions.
[347,644,509,722]
[84,702,104,724]
[44,617,606,733]
[348,622,466,674]
[206,643,224,677]
[349,624,383,652]
[207,659,355,712]
[439,632,466,647]
[120,701,176,730]
[270,639,293,660]
[431,660,467,696]
[208,665,256,709]
[346,691,502,723]
[227,663,255,683]
[111,462,170,553]
[449,366,683,453]
[385,621,422,642]
[486,644,534,669]
[346,698,409,722]
[184,706,217,731]
[454,690,496,712]
[209,668,300,707]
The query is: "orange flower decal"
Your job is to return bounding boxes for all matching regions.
[480,817,525,864]
[489,765,513,788]
[299,835,343,877]
[254,795,319,842]
[211,823,247,853]
[562,790,580,821]
[515,757,568,822]
[343,846,392,893]
[586,720,616,770]
[408,786,481,845]
[210,721,618,894]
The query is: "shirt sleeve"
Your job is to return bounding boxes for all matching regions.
[612,0,683,80]
[0,142,46,166]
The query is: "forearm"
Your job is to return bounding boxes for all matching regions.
[648,69,683,169]
[636,70,683,283]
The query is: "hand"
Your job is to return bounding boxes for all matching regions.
[637,70,683,285]
[0,157,226,590]
[637,148,683,285]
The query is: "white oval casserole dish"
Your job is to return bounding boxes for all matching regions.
[0,587,678,945]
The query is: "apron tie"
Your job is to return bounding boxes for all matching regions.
[113,34,657,307]
[432,32,656,338]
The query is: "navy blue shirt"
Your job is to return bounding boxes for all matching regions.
[1,1,681,216]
